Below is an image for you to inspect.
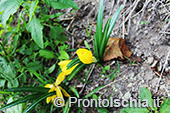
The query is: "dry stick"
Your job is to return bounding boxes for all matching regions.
[136,0,152,30]
[79,64,96,94]
[155,49,170,93]
[158,20,170,41]
[116,0,139,30]
[109,0,115,15]
[122,14,125,39]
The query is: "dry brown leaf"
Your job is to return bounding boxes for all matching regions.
[103,37,132,61]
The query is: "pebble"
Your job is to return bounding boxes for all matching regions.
[127,83,133,87]
[147,57,154,64]
[122,91,131,99]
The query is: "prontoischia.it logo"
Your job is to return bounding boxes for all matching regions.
[53,97,160,108]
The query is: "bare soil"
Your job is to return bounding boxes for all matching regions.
[59,0,170,112]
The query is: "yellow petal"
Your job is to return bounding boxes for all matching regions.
[58,60,78,75]
[56,86,64,106]
[65,63,79,75]
[76,48,94,64]
[46,96,52,104]
[58,86,70,97]
[44,84,53,88]
[58,60,71,71]
[48,86,56,93]
[55,72,65,86]
[51,95,57,102]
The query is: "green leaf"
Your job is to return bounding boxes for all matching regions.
[120,107,149,113]
[48,0,79,9]
[160,98,170,113]
[96,107,109,113]
[29,0,39,22]
[5,87,49,93]
[3,32,12,46]
[84,85,105,98]
[59,50,69,60]
[39,49,56,59]
[26,61,42,71]
[26,17,44,48]
[6,97,22,113]
[0,57,18,87]
[49,26,66,42]
[0,79,6,87]
[47,64,56,74]
[0,0,23,26]
[140,87,156,111]
[70,86,79,98]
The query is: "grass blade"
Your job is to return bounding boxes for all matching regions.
[0,93,43,111]
[5,87,50,93]
[95,0,104,60]
[23,92,56,113]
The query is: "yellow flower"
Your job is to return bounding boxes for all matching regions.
[76,48,96,64]
[58,60,78,75]
[45,72,70,105]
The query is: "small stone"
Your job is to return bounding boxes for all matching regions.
[160,85,166,90]
[147,57,154,64]
[127,83,133,87]
[122,92,131,99]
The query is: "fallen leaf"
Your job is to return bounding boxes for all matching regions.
[104,37,132,61]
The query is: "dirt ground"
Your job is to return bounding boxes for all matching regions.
[58,0,170,112]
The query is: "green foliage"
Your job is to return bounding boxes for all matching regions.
[26,17,44,48]
[0,0,80,112]
[160,98,170,113]
[0,0,23,26]
[94,0,122,62]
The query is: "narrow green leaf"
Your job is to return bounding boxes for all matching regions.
[47,64,56,74]
[26,17,44,48]
[95,0,104,60]
[49,0,79,9]
[29,0,39,21]
[66,57,79,69]
[70,86,79,98]
[84,85,105,98]
[84,40,91,51]
[27,69,46,84]
[100,18,111,59]
[5,87,49,93]
[63,99,70,113]
[0,0,23,26]
[67,63,86,81]
[0,93,42,111]
[160,98,170,113]
[23,92,56,113]
[106,5,123,39]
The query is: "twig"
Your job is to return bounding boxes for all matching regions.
[155,49,170,93]
[157,20,170,41]
[79,64,96,94]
